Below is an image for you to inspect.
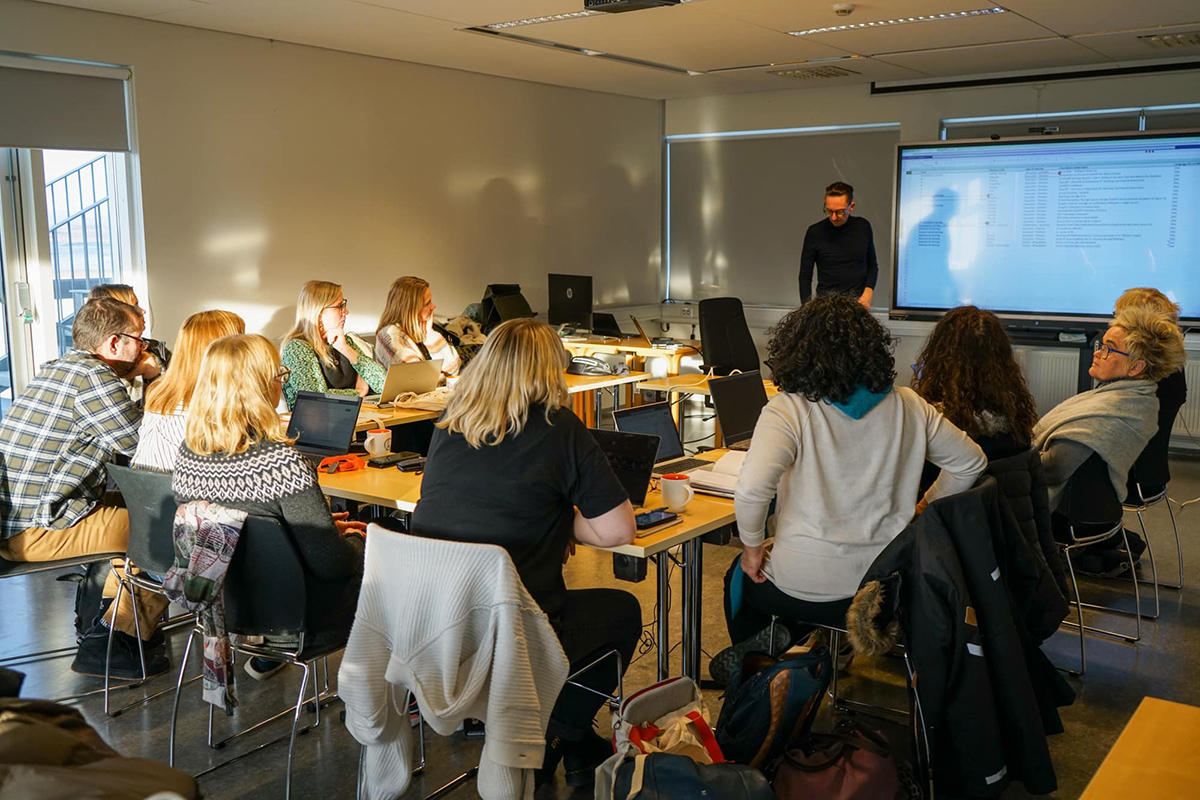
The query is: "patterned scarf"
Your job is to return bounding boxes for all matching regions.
[162,501,247,715]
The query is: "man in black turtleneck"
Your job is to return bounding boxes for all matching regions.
[799,181,878,309]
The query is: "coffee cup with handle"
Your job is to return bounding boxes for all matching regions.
[661,473,694,513]
[364,428,392,458]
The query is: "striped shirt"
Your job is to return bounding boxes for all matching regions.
[132,404,187,472]
[375,324,461,376]
[0,350,141,537]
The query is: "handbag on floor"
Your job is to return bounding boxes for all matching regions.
[772,718,903,800]
[715,645,832,768]
[595,676,725,799]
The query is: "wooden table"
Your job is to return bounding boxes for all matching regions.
[319,449,732,682]
[637,374,778,446]
[565,371,649,428]
[1080,696,1200,799]
[562,336,701,380]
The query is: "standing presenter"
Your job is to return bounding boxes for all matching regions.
[799,182,878,309]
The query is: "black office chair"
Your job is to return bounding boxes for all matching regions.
[1123,405,1182,605]
[1056,453,1150,675]
[105,464,197,716]
[698,298,759,376]
[169,515,346,799]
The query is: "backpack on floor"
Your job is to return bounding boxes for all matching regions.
[715,646,832,769]
[772,717,909,800]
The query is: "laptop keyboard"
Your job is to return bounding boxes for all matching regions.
[656,457,713,474]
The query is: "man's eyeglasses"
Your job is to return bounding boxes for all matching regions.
[324,299,348,312]
[276,365,292,384]
[116,333,151,349]
[1093,339,1131,360]
[823,207,849,219]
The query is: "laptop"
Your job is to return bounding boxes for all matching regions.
[592,312,637,340]
[708,371,770,451]
[612,402,714,477]
[364,359,444,405]
[287,391,363,466]
[589,429,659,507]
[629,316,679,348]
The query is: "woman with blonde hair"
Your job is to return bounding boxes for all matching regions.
[173,333,366,680]
[412,318,638,788]
[280,280,385,409]
[375,276,461,375]
[132,310,244,471]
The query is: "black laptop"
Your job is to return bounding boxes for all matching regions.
[612,402,714,477]
[592,312,637,339]
[589,429,659,506]
[708,371,769,451]
[287,391,363,466]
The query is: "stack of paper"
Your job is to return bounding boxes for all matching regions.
[690,450,746,497]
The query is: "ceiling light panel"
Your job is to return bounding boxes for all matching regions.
[481,0,701,30]
[788,7,1007,37]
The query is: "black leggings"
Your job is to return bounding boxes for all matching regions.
[549,588,642,740]
[723,553,852,645]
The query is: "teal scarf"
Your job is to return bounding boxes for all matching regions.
[829,385,892,420]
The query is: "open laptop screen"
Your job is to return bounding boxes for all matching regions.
[709,371,769,446]
[612,402,685,463]
[589,428,658,506]
[287,391,362,457]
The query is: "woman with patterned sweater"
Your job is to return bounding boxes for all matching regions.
[280,280,386,409]
[174,333,367,680]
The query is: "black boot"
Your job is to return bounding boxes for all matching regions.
[71,620,170,680]
[563,730,614,787]
[534,734,568,788]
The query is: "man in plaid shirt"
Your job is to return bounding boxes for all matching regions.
[0,298,170,679]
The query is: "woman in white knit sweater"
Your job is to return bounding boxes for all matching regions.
[374,276,461,376]
[728,295,986,645]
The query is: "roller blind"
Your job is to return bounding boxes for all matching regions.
[667,128,899,308]
[0,63,130,151]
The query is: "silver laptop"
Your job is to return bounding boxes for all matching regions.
[613,402,714,477]
[365,359,444,405]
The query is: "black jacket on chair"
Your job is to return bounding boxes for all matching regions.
[849,478,1059,798]
[985,448,1070,614]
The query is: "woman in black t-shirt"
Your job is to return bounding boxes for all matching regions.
[412,318,638,789]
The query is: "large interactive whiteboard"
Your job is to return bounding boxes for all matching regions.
[892,131,1200,324]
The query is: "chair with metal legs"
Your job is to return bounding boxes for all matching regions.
[168,515,346,799]
[0,552,125,668]
[1056,453,1151,675]
[1123,445,1183,608]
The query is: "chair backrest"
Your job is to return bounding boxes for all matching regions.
[1126,373,1184,498]
[698,297,759,375]
[224,516,308,637]
[107,463,177,575]
[1059,452,1123,527]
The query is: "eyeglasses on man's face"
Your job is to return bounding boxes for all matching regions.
[1093,339,1130,360]
[822,206,849,219]
[116,332,150,349]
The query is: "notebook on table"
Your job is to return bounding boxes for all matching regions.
[287,391,363,467]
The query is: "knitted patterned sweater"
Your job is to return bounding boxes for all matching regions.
[173,439,364,631]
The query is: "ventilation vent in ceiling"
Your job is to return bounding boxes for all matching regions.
[1138,31,1200,49]
[770,65,860,80]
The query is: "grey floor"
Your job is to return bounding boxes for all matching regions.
[5,403,1200,799]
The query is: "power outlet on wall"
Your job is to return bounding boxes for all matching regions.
[680,304,693,318]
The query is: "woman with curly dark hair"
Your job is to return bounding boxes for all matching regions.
[913,306,1039,461]
[726,295,985,645]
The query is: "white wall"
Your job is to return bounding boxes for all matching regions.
[0,0,664,341]
[667,70,1200,139]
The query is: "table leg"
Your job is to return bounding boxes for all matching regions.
[681,538,704,684]
[593,387,602,426]
[656,553,671,681]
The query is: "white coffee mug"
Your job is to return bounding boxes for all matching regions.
[364,428,392,457]
[661,473,694,513]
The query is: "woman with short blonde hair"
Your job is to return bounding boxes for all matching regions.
[280,280,385,409]
[132,310,245,470]
[437,317,566,448]
[1115,287,1181,323]
[414,317,638,787]
[173,333,366,682]
[375,276,461,375]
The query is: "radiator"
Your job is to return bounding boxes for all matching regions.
[1013,347,1079,418]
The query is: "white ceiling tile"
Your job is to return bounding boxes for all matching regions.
[801,11,1058,55]
[533,3,852,72]
[1072,24,1200,62]
[874,38,1111,77]
[345,0,578,27]
[715,56,931,91]
[1001,0,1200,38]
[34,0,207,17]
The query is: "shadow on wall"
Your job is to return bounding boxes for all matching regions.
[468,178,545,296]
[571,163,657,305]
[262,305,296,343]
